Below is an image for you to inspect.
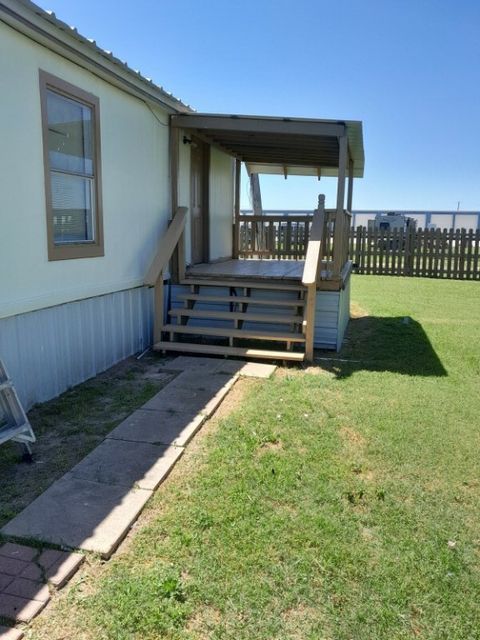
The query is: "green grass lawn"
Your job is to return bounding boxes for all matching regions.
[29,276,480,640]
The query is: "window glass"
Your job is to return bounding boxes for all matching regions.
[46,90,95,244]
[50,172,94,243]
[47,90,93,176]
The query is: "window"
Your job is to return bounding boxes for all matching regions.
[40,71,103,260]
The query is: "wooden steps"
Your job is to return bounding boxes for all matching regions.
[181,278,304,292]
[154,342,305,362]
[154,277,308,362]
[163,324,306,343]
[177,293,305,308]
[169,308,302,324]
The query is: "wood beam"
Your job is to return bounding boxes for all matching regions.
[171,114,346,139]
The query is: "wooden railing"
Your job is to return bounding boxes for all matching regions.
[238,208,351,280]
[145,207,188,343]
[238,214,313,259]
[302,195,326,361]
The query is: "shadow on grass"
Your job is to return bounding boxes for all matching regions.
[317,315,447,379]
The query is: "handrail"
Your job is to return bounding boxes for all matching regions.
[302,195,326,361]
[145,207,188,286]
[302,197,325,286]
[239,214,313,223]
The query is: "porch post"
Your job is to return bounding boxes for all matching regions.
[233,158,241,259]
[347,156,354,212]
[169,124,183,282]
[333,134,348,277]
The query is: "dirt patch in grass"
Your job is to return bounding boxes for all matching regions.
[0,352,177,530]
[350,301,369,318]
[186,605,222,637]
[340,425,366,447]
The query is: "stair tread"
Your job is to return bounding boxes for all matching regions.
[169,309,302,323]
[181,278,304,291]
[177,294,305,307]
[163,324,306,342]
[153,341,305,361]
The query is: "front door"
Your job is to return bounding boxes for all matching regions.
[190,139,208,264]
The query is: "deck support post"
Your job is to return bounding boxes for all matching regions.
[153,277,164,344]
[233,158,241,258]
[333,135,348,277]
[347,156,354,212]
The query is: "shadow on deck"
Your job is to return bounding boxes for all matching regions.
[316,315,447,378]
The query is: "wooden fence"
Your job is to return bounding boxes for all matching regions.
[238,215,480,280]
[350,226,480,280]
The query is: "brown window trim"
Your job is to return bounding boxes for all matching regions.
[39,70,104,261]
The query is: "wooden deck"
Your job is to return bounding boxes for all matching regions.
[186,259,304,281]
[185,258,348,290]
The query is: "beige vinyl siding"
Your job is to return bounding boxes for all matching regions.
[0,20,170,319]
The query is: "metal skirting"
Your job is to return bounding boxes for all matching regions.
[313,279,351,351]
[0,287,153,410]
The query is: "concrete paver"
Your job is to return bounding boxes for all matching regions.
[0,557,29,578]
[18,564,42,582]
[107,409,205,447]
[166,356,276,379]
[2,475,152,557]
[3,578,50,602]
[69,439,183,491]
[141,371,233,414]
[166,356,245,375]
[0,625,24,640]
[0,574,14,590]
[0,544,37,564]
[238,362,276,378]
[44,553,84,589]
[0,593,46,623]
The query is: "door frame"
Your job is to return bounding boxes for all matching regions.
[190,136,210,264]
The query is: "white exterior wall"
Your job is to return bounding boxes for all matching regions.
[0,22,171,320]
[176,141,235,264]
[209,147,234,261]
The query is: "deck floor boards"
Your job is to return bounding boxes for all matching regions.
[186,259,304,281]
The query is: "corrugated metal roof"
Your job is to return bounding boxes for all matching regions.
[1,0,193,112]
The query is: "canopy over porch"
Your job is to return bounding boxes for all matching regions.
[171,113,364,180]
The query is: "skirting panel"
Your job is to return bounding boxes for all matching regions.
[314,274,351,351]
[0,287,153,410]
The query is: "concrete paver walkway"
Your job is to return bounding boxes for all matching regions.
[0,356,275,636]
[2,357,275,559]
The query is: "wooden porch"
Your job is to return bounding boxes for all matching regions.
[145,113,364,362]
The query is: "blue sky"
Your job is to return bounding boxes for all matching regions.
[41,0,480,211]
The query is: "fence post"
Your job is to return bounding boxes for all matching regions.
[404,226,414,276]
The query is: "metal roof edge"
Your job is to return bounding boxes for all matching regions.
[0,0,193,114]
